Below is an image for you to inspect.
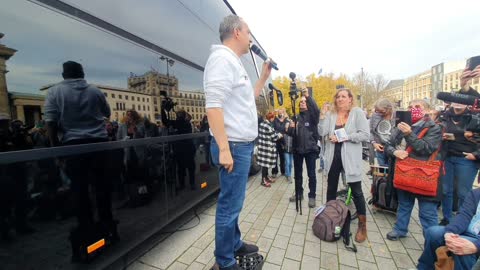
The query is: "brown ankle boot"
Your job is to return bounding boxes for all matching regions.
[355,215,367,243]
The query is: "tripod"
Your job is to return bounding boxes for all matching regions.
[288,72,302,215]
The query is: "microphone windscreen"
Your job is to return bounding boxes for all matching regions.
[436,92,476,106]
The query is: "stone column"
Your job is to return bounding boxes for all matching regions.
[0,33,17,120]
[16,105,25,123]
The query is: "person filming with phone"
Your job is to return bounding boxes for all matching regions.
[439,103,480,226]
[384,99,443,241]
[318,87,370,243]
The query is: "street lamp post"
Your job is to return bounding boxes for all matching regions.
[159,56,175,92]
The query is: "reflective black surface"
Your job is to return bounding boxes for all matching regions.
[0,0,269,268]
[0,134,218,270]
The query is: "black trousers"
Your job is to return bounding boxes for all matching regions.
[293,152,317,199]
[326,150,366,215]
[272,142,285,175]
[262,167,269,179]
[64,139,113,229]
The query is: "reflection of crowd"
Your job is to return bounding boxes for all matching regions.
[0,61,212,264]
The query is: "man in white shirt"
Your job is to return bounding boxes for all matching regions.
[204,14,271,270]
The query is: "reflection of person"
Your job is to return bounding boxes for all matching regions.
[173,110,196,191]
[44,61,116,260]
[417,188,480,270]
[204,15,271,270]
[0,116,34,239]
[257,112,282,187]
[383,99,442,242]
[318,88,369,242]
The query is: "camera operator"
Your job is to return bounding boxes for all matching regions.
[287,88,320,208]
[172,110,196,191]
[440,102,480,226]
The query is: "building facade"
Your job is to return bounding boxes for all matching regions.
[36,70,207,125]
[402,70,432,107]
[381,79,404,107]
[0,33,16,120]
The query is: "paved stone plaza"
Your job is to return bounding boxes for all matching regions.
[127,162,428,270]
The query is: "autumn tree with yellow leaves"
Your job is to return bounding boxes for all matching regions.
[270,71,386,117]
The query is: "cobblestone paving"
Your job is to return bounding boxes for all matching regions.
[128,162,430,270]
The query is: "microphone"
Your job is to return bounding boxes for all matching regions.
[436,92,477,106]
[268,83,284,106]
[268,83,280,92]
[289,72,296,80]
[250,44,278,70]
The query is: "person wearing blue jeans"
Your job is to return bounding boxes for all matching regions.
[383,100,443,241]
[203,15,272,270]
[442,157,478,224]
[392,190,439,238]
[440,104,480,225]
[417,189,480,270]
[284,152,293,182]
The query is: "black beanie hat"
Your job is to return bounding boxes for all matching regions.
[62,61,84,79]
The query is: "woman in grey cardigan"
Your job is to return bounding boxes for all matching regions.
[318,88,370,243]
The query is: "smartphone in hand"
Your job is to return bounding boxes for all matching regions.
[444,133,455,141]
[395,111,412,126]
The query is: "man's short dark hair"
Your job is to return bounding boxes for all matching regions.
[62,61,85,79]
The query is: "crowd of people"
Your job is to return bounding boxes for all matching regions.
[249,64,480,270]
[2,12,480,270]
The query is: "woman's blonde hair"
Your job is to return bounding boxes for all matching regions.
[332,88,355,112]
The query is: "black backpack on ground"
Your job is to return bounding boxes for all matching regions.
[369,166,397,212]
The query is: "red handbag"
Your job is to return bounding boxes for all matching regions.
[393,128,442,197]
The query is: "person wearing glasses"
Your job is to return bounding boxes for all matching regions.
[384,99,442,241]
[370,98,395,167]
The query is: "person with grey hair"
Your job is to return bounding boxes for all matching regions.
[384,99,442,242]
[204,14,272,270]
[370,98,395,166]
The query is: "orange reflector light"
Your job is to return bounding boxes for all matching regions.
[87,239,105,254]
[201,182,207,189]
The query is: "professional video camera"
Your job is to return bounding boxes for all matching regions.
[288,72,300,100]
[160,90,177,113]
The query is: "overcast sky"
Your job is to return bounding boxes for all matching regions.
[229,0,480,80]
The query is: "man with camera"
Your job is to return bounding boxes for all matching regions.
[287,88,320,208]
[204,15,271,270]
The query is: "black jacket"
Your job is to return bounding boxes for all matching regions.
[385,117,443,202]
[287,96,320,154]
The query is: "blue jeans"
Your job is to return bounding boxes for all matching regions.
[210,138,254,268]
[293,152,318,199]
[375,151,388,166]
[393,190,438,236]
[442,156,479,221]
[418,226,479,270]
[284,153,293,177]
